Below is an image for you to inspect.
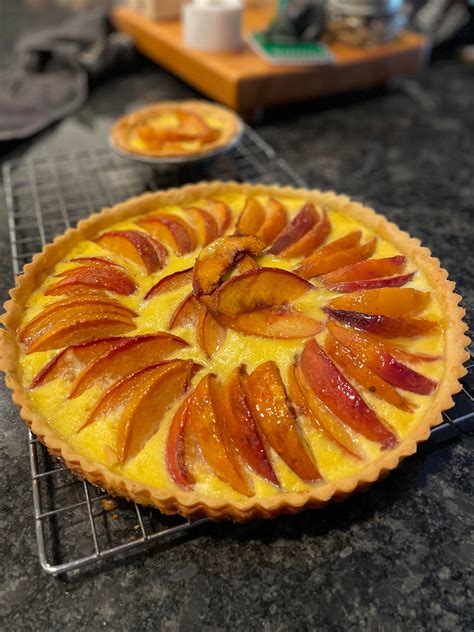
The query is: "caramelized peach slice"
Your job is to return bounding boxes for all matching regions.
[210,267,314,317]
[269,202,319,255]
[45,266,137,296]
[244,361,321,482]
[31,337,128,388]
[137,214,196,254]
[26,314,135,354]
[177,111,219,143]
[280,209,330,258]
[287,362,358,457]
[192,235,265,295]
[184,207,218,245]
[256,198,288,245]
[325,308,438,338]
[293,231,361,279]
[166,396,195,488]
[235,197,266,236]
[19,298,137,345]
[65,256,122,268]
[139,213,196,250]
[294,365,365,460]
[197,309,226,358]
[116,360,193,464]
[169,293,202,329]
[300,339,397,449]
[327,321,440,365]
[326,272,416,293]
[135,125,198,145]
[324,334,413,412]
[328,288,431,317]
[69,333,188,398]
[187,375,253,496]
[219,367,278,484]
[144,267,193,300]
[205,199,232,234]
[296,238,377,279]
[95,230,166,273]
[236,255,259,273]
[320,255,407,285]
[215,308,323,339]
[81,361,176,429]
[327,322,438,395]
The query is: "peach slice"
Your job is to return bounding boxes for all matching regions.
[45,266,137,296]
[205,199,232,234]
[293,231,361,279]
[294,364,365,460]
[327,322,438,395]
[31,337,129,388]
[116,360,193,464]
[184,207,219,245]
[269,202,319,255]
[320,255,407,285]
[65,256,122,268]
[325,308,438,338]
[69,333,188,398]
[327,321,440,365]
[26,314,135,354]
[215,308,323,339]
[299,339,397,449]
[19,298,137,345]
[187,375,253,496]
[169,293,202,329]
[166,396,195,488]
[197,309,226,358]
[296,238,377,279]
[287,362,356,455]
[324,333,413,412]
[81,361,175,429]
[136,125,199,145]
[192,235,265,296]
[177,111,219,142]
[137,214,196,254]
[235,197,266,236]
[236,255,259,273]
[256,198,288,245]
[144,267,193,300]
[280,209,330,258]
[210,267,314,317]
[244,361,321,482]
[95,230,167,273]
[326,272,416,293]
[218,367,278,485]
[328,288,431,318]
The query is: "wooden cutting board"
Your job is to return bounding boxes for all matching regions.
[113,6,429,118]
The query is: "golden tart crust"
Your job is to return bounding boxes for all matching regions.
[111,100,240,158]
[0,182,469,521]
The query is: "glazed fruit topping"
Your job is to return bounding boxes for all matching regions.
[21,192,446,498]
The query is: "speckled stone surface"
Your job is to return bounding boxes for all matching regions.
[0,5,473,631]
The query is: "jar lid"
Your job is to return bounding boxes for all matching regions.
[327,0,403,16]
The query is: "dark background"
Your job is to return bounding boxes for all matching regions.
[1,2,473,630]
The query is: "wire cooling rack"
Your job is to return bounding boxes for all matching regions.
[2,126,473,576]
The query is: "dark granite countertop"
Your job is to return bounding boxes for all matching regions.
[1,4,473,631]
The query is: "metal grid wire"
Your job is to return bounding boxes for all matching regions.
[2,126,473,576]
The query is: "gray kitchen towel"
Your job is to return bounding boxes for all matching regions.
[0,9,135,141]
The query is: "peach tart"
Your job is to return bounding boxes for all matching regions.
[111,101,240,159]
[0,183,469,520]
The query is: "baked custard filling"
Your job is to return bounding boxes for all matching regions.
[16,191,448,504]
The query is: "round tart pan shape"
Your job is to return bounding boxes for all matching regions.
[110,100,243,165]
[0,182,469,521]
